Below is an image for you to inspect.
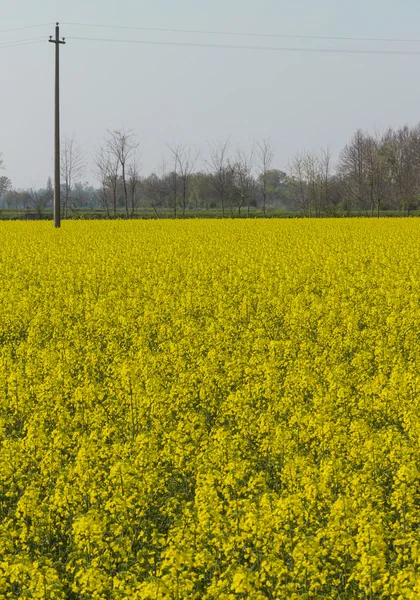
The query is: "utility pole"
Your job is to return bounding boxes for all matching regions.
[49,23,65,228]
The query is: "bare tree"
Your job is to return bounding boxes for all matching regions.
[288,150,330,217]
[303,151,322,217]
[319,147,332,214]
[93,147,110,217]
[166,143,199,217]
[256,138,275,217]
[288,152,311,216]
[338,129,388,216]
[404,123,420,214]
[367,134,388,218]
[0,175,11,200]
[106,129,138,218]
[0,154,12,205]
[155,157,178,218]
[28,189,46,217]
[93,146,119,218]
[233,146,256,217]
[45,177,54,206]
[382,125,420,216]
[27,180,52,218]
[338,131,366,214]
[160,152,179,218]
[61,136,87,218]
[207,139,232,218]
[3,190,28,215]
[144,171,166,218]
[72,182,92,210]
[127,151,142,217]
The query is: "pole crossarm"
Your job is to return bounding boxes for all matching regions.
[49,22,66,45]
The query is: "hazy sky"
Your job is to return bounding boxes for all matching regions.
[3,0,420,188]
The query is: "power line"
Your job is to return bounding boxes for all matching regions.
[3,21,420,47]
[2,31,420,56]
[67,36,420,56]
[0,40,44,49]
[63,21,420,44]
[0,36,46,46]
[0,23,52,34]
[0,39,45,49]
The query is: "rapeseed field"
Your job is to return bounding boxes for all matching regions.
[0,219,419,599]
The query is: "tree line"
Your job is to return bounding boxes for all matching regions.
[3,122,420,218]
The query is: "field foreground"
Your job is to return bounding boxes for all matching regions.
[0,220,419,599]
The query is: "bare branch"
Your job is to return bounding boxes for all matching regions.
[61,136,87,218]
[106,128,139,218]
[256,138,275,217]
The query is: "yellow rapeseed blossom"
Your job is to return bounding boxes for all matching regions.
[0,219,419,598]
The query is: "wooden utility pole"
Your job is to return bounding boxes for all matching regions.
[49,23,65,228]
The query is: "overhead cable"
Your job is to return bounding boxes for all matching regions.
[63,21,420,44]
[0,23,52,34]
[67,36,420,56]
[0,39,45,49]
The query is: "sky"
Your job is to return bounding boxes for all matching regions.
[3,0,420,189]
